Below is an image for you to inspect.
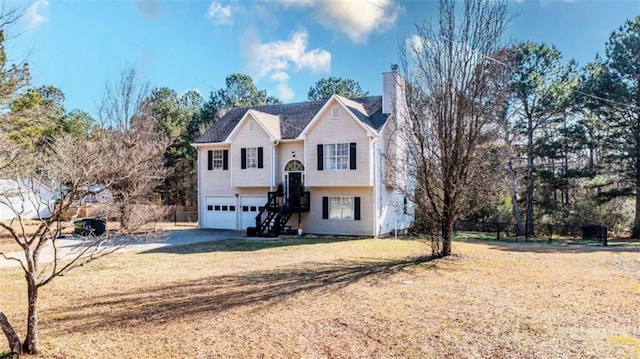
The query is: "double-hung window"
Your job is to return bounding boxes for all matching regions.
[317,143,356,171]
[325,143,349,170]
[212,150,223,169]
[322,196,361,220]
[207,149,228,170]
[246,147,258,169]
[330,197,354,219]
[241,147,263,169]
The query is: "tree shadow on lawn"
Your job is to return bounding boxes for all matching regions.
[46,256,437,335]
[140,236,368,255]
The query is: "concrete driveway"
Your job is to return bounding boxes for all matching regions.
[0,228,244,270]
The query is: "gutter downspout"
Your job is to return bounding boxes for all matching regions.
[272,140,280,190]
[371,137,379,237]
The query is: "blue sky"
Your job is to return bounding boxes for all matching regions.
[5,0,640,117]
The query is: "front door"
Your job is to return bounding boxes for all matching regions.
[288,172,302,208]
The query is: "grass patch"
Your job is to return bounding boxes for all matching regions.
[0,236,638,358]
[454,230,640,247]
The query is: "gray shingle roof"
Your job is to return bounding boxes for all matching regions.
[194,95,389,144]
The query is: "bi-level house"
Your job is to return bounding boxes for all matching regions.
[193,66,413,237]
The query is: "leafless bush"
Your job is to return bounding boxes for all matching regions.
[0,122,170,355]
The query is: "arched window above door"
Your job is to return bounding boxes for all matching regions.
[285,159,304,172]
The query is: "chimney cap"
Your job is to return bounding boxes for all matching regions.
[391,64,398,72]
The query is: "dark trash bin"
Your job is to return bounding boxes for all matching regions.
[74,218,107,236]
[581,224,607,245]
[246,226,258,237]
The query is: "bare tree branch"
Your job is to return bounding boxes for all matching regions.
[394,0,511,256]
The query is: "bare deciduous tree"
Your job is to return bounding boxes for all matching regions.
[396,0,511,257]
[98,64,151,129]
[0,123,170,356]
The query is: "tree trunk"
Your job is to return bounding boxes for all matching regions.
[440,189,453,257]
[633,147,640,238]
[525,115,535,236]
[163,180,170,206]
[440,219,453,257]
[506,160,525,235]
[633,194,640,239]
[633,80,640,239]
[0,312,21,356]
[119,203,129,231]
[22,280,39,354]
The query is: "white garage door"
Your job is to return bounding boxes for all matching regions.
[205,196,237,229]
[240,196,267,230]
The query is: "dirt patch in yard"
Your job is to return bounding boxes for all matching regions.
[0,238,639,358]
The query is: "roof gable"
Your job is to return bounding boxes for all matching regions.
[194,96,388,144]
[298,95,378,139]
[226,109,281,142]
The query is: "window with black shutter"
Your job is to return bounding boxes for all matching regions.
[317,144,324,171]
[350,142,357,170]
[322,197,329,219]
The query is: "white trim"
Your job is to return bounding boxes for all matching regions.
[282,159,305,199]
[191,142,229,148]
[271,142,278,189]
[369,137,375,188]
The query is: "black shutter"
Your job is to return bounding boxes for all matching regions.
[350,142,357,170]
[258,147,264,169]
[222,150,228,170]
[317,144,324,171]
[241,148,247,169]
[207,150,213,170]
[354,197,361,220]
[322,197,329,219]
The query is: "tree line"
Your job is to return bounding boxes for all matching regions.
[2,65,369,208]
[394,0,640,257]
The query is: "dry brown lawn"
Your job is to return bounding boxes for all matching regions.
[1,236,639,358]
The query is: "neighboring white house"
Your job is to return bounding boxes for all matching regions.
[192,66,414,237]
[0,178,53,220]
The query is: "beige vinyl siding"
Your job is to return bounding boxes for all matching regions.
[199,145,231,194]
[234,187,270,196]
[277,141,305,179]
[305,105,372,187]
[231,117,273,187]
[300,187,374,236]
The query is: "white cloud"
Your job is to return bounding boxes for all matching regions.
[276,83,295,102]
[206,1,233,25]
[26,0,49,28]
[274,0,402,44]
[243,28,331,101]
